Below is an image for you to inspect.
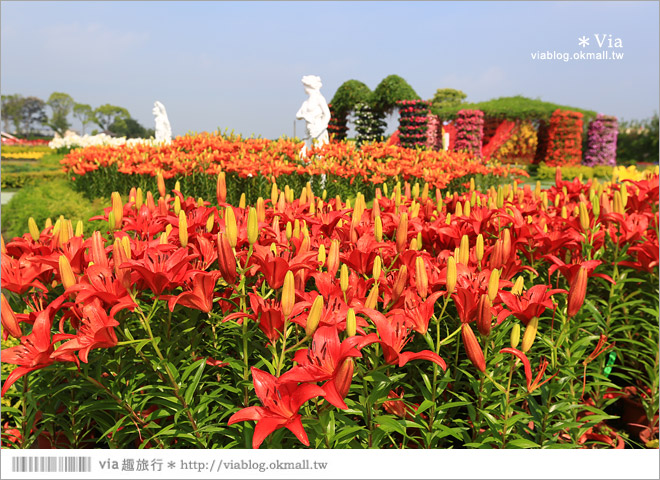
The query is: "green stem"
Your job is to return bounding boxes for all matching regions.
[501,358,516,448]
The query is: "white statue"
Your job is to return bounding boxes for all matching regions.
[296,75,330,158]
[153,101,172,144]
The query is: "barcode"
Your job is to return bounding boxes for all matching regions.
[11,456,92,473]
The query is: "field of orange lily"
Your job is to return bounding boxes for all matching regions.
[60,133,526,205]
[1,159,658,449]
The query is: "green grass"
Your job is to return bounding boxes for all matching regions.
[1,178,108,241]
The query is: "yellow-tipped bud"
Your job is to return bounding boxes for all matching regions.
[488,268,500,303]
[281,270,295,318]
[521,316,539,353]
[165,223,173,237]
[511,276,525,295]
[592,195,600,218]
[579,202,590,231]
[464,200,471,217]
[224,206,237,248]
[174,180,181,192]
[510,324,521,349]
[327,239,340,276]
[111,192,123,226]
[421,183,429,202]
[178,211,189,247]
[28,217,40,242]
[136,187,144,210]
[475,234,484,262]
[174,195,182,216]
[293,219,301,239]
[256,197,266,223]
[285,221,293,240]
[247,207,259,245]
[75,220,84,237]
[445,212,452,225]
[365,284,379,309]
[270,182,279,205]
[306,295,323,337]
[45,218,53,229]
[374,215,383,242]
[159,232,168,245]
[108,211,116,231]
[58,255,76,290]
[415,256,428,299]
[458,234,469,265]
[206,214,215,233]
[317,244,326,265]
[346,308,357,337]
[239,192,246,209]
[455,201,463,217]
[340,264,349,293]
[373,256,382,282]
[446,256,457,294]
[121,235,131,259]
[613,191,624,215]
[560,205,568,219]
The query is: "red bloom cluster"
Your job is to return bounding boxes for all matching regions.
[2,167,657,448]
[454,110,485,156]
[543,110,584,166]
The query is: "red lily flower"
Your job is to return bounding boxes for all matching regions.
[227,367,325,448]
[497,284,566,326]
[51,300,119,364]
[167,271,221,313]
[499,348,558,392]
[1,253,49,294]
[280,325,377,409]
[1,300,74,396]
[65,265,136,318]
[372,312,447,370]
[121,245,197,295]
[249,243,317,289]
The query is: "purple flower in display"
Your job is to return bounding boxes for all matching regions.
[584,114,618,167]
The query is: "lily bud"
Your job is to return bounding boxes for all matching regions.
[613,191,624,215]
[285,221,293,240]
[216,172,227,204]
[281,271,295,318]
[521,316,539,353]
[392,265,408,303]
[510,324,521,349]
[256,197,266,223]
[216,232,237,284]
[592,195,600,218]
[455,201,463,217]
[346,307,357,337]
[445,212,451,225]
[165,223,173,237]
[462,323,486,373]
[334,358,355,400]
[446,256,457,294]
[146,191,156,211]
[501,228,511,262]
[121,236,131,260]
[1,293,22,339]
[475,234,484,262]
[239,192,246,209]
[174,180,181,193]
[293,219,301,239]
[174,195,182,216]
[247,207,259,245]
[327,240,339,276]
[579,202,590,231]
[75,220,84,237]
[159,232,168,245]
[270,182,279,205]
[374,215,383,242]
[365,284,379,309]
[90,231,108,268]
[306,295,324,337]
[28,217,40,242]
[58,255,76,290]
[108,211,116,231]
[372,256,382,282]
[178,211,188,247]
[317,244,326,265]
[396,212,408,253]
[206,214,215,233]
[415,256,428,299]
[421,182,429,202]
[340,264,349,293]
[410,238,418,251]
[458,234,469,265]
[135,187,144,210]
[511,276,525,295]
[488,268,500,303]
[476,293,492,336]
[464,200,471,217]
[567,266,588,317]
[224,206,237,248]
[157,172,166,198]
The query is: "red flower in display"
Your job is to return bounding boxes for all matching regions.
[167,271,221,313]
[497,284,566,326]
[228,367,324,448]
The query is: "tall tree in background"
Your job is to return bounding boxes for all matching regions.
[20,96,48,136]
[1,94,25,134]
[73,103,94,135]
[93,104,130,134]
[109,117,154,139]
[47,92,74,136]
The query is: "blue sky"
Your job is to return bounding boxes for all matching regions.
[1,1,658,138]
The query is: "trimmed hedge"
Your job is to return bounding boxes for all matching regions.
[1,171,67,189]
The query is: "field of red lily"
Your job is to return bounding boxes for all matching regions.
[1,145,658,449]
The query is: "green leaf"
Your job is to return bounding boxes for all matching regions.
[184,359,206,405]
[507,438,540,448]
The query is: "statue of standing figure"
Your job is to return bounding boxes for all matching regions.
[296,75,330,158]
[153,101,172,144]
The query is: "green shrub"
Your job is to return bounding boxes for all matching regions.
[536,163,614,181]
[1,178,107,241]
[1,171,67,189]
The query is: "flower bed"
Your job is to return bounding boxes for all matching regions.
[584,114,618,167]
[454,110,484,155]
[2,167,658,449]
[60,134,527,204]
